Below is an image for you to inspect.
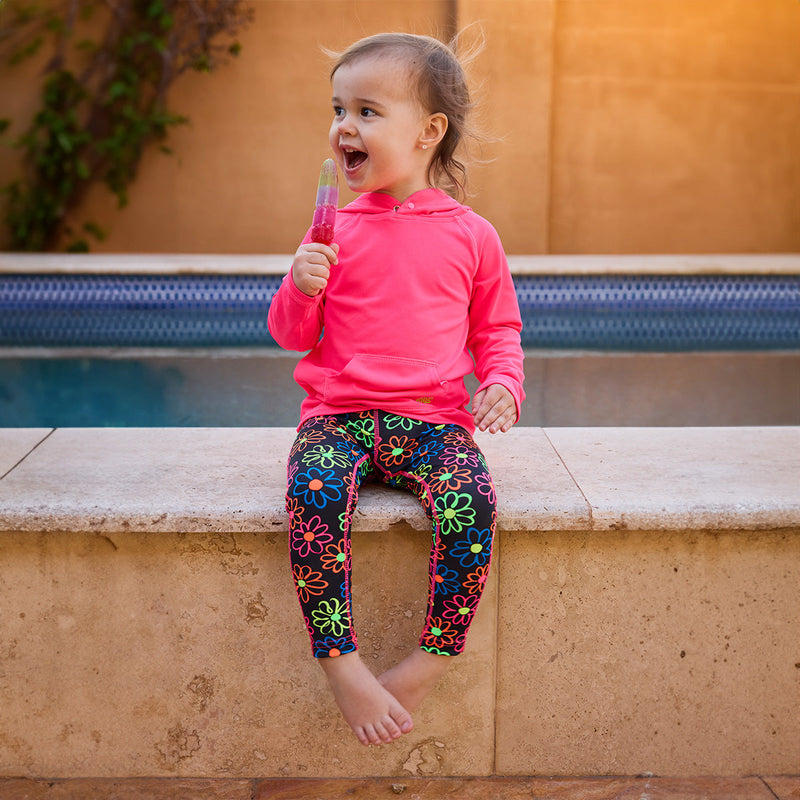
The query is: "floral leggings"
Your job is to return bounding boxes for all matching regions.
[286,410,497,658]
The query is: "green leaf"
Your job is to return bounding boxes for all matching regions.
[83,221,107,241]
[45,16,64,33]
[75,38,99,53]
[66,239,90,253]
[56,132,73,152]
[9,35,43,65]
[108,81,128,100]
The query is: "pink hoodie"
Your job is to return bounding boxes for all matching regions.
[268,187,525,432]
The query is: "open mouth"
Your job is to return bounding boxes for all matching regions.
[342,147,367,171]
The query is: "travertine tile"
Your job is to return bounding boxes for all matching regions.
[0,777,785,799]
[476,428,590,531]
[0,524,495,777]
[0,428,591,533]
[255,776,778,799]
[765,776,800,800]
[495,527,800,775]
[0,428,51,476]
[0,427,293,533]
[544,427,800,530]
[0,778,254,799]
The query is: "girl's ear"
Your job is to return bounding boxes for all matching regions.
[419,112,448,150]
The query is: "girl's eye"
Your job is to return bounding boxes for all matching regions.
[360,107,377,117]
[333,106,345,117]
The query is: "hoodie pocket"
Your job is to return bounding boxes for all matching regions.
[323,353,444,407]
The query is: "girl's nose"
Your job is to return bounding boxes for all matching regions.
[336,113,356,136]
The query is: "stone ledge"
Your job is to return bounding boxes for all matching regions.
[0,426,797,534]
[2,252,799,275]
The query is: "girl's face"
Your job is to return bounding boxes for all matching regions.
[329,56,441,202]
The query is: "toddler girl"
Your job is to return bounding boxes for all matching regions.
[268,32,525,747]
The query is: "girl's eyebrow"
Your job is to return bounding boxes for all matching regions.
[332,94,386,110]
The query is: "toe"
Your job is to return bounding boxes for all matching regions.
[354,726,371,747]
[381,715,402,741]
[364,724,383,746]
[394,707,414,734]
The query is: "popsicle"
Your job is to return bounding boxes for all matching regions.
[310,158,338,245]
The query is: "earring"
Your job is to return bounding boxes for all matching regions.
[421,144,428,150]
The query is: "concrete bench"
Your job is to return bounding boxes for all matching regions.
[0,426,798,779]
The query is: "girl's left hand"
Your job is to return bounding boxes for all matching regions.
[472,384,517,433]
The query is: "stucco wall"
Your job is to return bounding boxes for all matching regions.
[1,0,798,254]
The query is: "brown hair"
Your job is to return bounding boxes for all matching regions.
[330,32,479,201]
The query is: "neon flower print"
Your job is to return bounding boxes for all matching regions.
[420,645,452,656]
[420,616,459,649]
[463,564,489,595]
[434,491,476,536]
[321,537,349,572]
[312,597,351,637]
[313,636,357,659]
[286,410,499,661]
[301,444,353,470]
[284,496,303,525]
[344,416,374,448]
[475,472,496,503]
[433,565,461,595]
[430,465,472,492]
[378,435,418,467]
[408,458,434,481]
[442,593,479,625]
[290,427,327,456]
[292,565,329,603]
[442,429,467,445]
[441,445,482,469]
[337,509,353,535]
[410,437,444,465]
[382,414,417,431]
[291,515,334,557]
[450,527,492,567]
[293,468,344,508]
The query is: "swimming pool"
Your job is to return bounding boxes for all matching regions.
[1,265,798,427]
[2,272,798,350]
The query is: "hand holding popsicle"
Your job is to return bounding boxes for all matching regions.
[292,158,340,297]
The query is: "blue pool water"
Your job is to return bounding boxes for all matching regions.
[1,273,798,427]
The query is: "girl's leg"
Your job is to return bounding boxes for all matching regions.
[416,424,496,656]
[287,414,365,657]
[371,415,497,709]
[286,412,413,745]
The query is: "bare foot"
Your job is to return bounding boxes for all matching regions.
[318,651,414,746]
[378,648,452,712]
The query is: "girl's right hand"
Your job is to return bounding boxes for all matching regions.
[292,242,339,297]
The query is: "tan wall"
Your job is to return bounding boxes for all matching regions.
[1,0,798,254]
[2,526,798,777]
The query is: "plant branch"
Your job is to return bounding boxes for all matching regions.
[1,0,252,251]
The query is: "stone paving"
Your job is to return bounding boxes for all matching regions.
[0,776,798,799]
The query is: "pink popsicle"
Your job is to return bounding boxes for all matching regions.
[310,158,338,245]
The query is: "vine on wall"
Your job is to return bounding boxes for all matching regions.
[0,0,252,251]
